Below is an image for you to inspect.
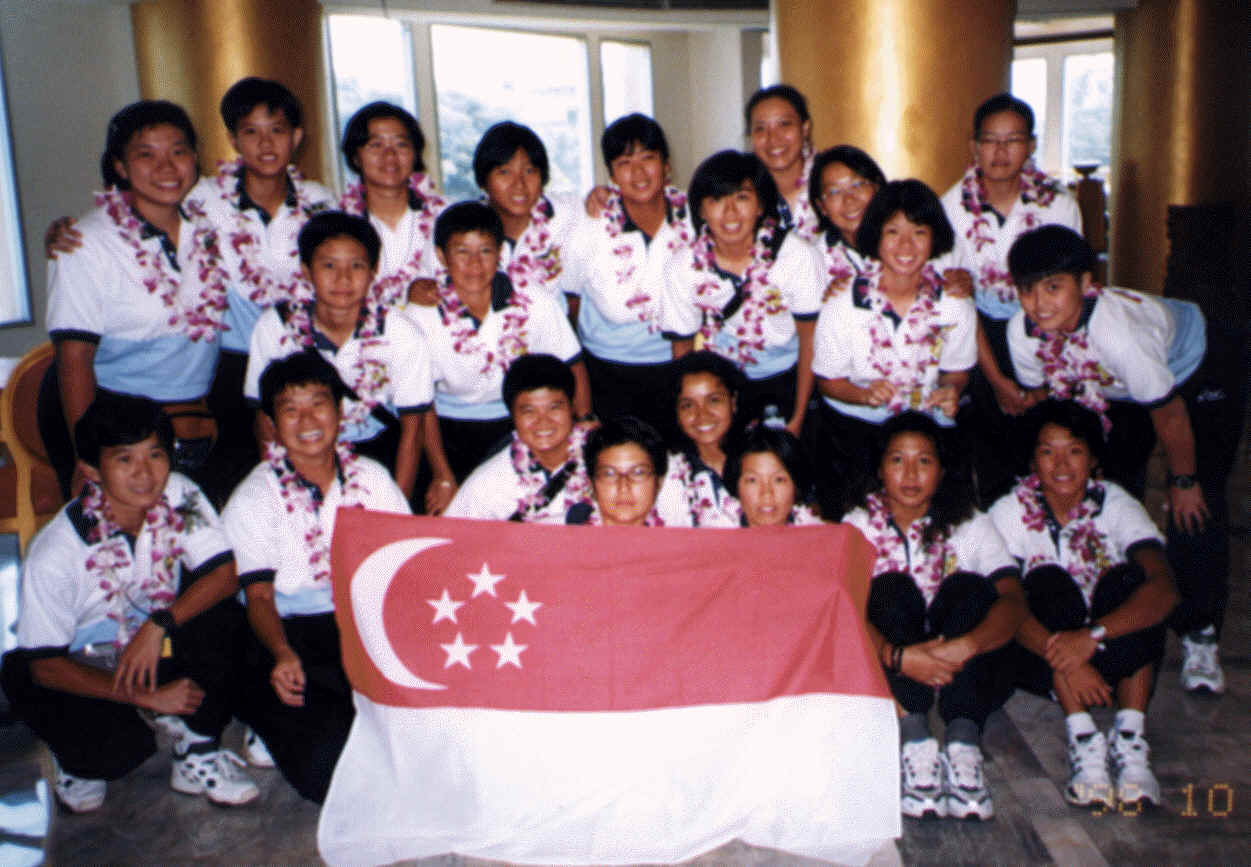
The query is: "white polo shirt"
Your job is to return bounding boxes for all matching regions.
[404,274,583,421]
[189,166,335,353]
[444,435,590,524]
[46,202,223,402]
[654,451,740,528]
[989,478,1164,607]
[341,179,446,309]
[245,303,434,443]
[812,266,977,425]
[661,229,824,380]
[222,454,409,617]
[16,473,231,652]
[940,167,1082,320]
[1008,288,1206,407]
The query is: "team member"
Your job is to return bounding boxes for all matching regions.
[1,395,258,813]
[445,354,591,523]
[809,145,887,287]
[662,150,823,435]
[1006,224,1230,693]
[224,353,411,803]
[745,84,818,241]
[991,401,1178,808]
[563,113,693,433]
[844,412,1024,821]
[723,425,822,526]
[245,211,435,500]
[569,416,668,527]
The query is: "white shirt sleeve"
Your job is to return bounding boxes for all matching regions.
[660,247,701,338]
[811,292,854,380]
[527,292,584,363]
[777,234,825,319]
[384,311,435,413]
[15,525,81,648]
[244,307,288,403]
[1007,312,1044,388]
[938,295,978,372]
[1090,292,1175,404]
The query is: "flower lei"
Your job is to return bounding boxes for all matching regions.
[862,491,954,605]
[788,504,824,525]
[787,148,819,242]
[1016,473,1111,603]
[509,425,591,520]
[821,236,863,300]
[277,299,389,432]
[436,275,531,376]
[265,439,364,583]
[1030,284,1114,433]
[81,481,186,646]
[958,161,1062,304]
[212,158,321,307]
[603,184,692,331]
[339,172,446,308]
[502,195,563,296]
[95,188,229,341]
[690,218,782,366]
[860,261,950,413]
[667,451,735,528]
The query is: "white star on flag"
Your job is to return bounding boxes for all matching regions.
[466,563,507,598]
[504,589,542,625]
[427,588,465,625]
[491,632,527,669]
[440,632,477,669]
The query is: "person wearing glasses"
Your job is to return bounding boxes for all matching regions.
[940,93,1083,503]
[568,416,667,527]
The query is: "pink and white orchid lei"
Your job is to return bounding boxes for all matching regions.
[509,425,591,520]
[690,218,781,367]
[1031,283,1113,433]
[502,195,563,297]
[860,261,950,413]
[603,184,692,331]
[862,490,954,605]
[436,276,530,375]
[1016,472,1111,604]
[667,451,735,528]
[96,187,229,341]
[340,172,446,308]
[787,148,819,242]
[81,481,186,645]
[265,439,365,583]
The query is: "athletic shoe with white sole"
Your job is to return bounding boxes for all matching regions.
[171,744,260,806]
[242,727,275,768]
[900,737,946,818]
[52,758,106,814]
[1064,730,1114,808]
[943,742,994,820]
[1180,628,1226,694]
[1109,727,1161,806]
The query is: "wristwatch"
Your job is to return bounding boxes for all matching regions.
[1168,473,1197,489]
[1088,623,1108,652]
[149,609,176,634]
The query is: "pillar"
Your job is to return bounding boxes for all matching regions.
[772,0,1012,192]
[130,0,328,181]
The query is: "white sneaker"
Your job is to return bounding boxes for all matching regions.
[1064,730,1114,808]
[242,727,275,768]
[171,746,260,806]
[1109,727,1161,806]
[1180,628,1226,694]
[52,758,106,814]
[943,742,994,820]
[900,737,946,818]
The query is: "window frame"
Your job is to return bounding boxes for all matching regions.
[0,47,31,330]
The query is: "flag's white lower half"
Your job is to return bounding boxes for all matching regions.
[318,692,900,866]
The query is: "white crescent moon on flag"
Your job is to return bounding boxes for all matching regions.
[350,536,451,690]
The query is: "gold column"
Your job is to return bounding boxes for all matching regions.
[1110,0,1251,291]
[130,0,328,181]
[773,0,1012,192]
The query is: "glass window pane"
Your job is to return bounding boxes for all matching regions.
[0,49,29,326]
[601,41,653,124]
[1010,56,1048,156]
[431,24,592,200]
[1062,52,1114,171]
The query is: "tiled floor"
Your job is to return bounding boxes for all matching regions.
[2,426,1247,866]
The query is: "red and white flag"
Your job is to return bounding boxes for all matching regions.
[318,511,899,865]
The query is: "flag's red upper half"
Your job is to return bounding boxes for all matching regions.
[331,510,886,711]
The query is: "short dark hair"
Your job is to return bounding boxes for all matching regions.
[744,84,810,132]
[808,145,888,237]
[863,411,974,544]
[973,92,1035,138]
[220,76,302,133]
[503,354,575,412]
[434,200,505,251]
[856,179,955,260]
[1007,224,1097,289]
[341,101,425,176]
[75,394,174,469]
[259,352,350,420]
[601,113,669,168]
[1024,399,1107,468]
[667,350,746,448]
[101,100,198,189]
[473,121,550,189]
[297,211,381,269]
[688,150,780,235]
[585,416,668,480]
[723,426,815,508]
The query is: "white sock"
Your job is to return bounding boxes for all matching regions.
[1065,711,1097,741]
[1113,708,1145,736]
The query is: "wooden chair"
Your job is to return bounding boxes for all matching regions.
[0,342,63,554]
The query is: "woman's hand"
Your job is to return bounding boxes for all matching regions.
[863,379,896,407]
[1057,663,1113,708]
[1168,485,1209,535]
[407,278,439,307]
[425,476,457,516]
[144,677,205,715]
[927,635,976,671]
[900,637,960,687]
[1045,628,1099,673]
[45,216,81,259]
[992,379,1043,416]
[584,185,611,218]
[271,650,306,707]
[940,268,973,299]
[923,384,959,418]
[113,620,165,697]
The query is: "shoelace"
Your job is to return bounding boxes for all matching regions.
[210,749,251,779]
[903,743,941,787]
[946,747,983,788]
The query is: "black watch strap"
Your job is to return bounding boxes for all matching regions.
[149,609,176,633]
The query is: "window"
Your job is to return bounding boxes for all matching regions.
[0,47,29,328]
[600,40,653,124]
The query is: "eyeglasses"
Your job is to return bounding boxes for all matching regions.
[821,179,874,201]
[593,465,656,485]
[975,135,1031,149]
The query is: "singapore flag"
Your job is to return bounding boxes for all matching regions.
[319,510,899,865]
